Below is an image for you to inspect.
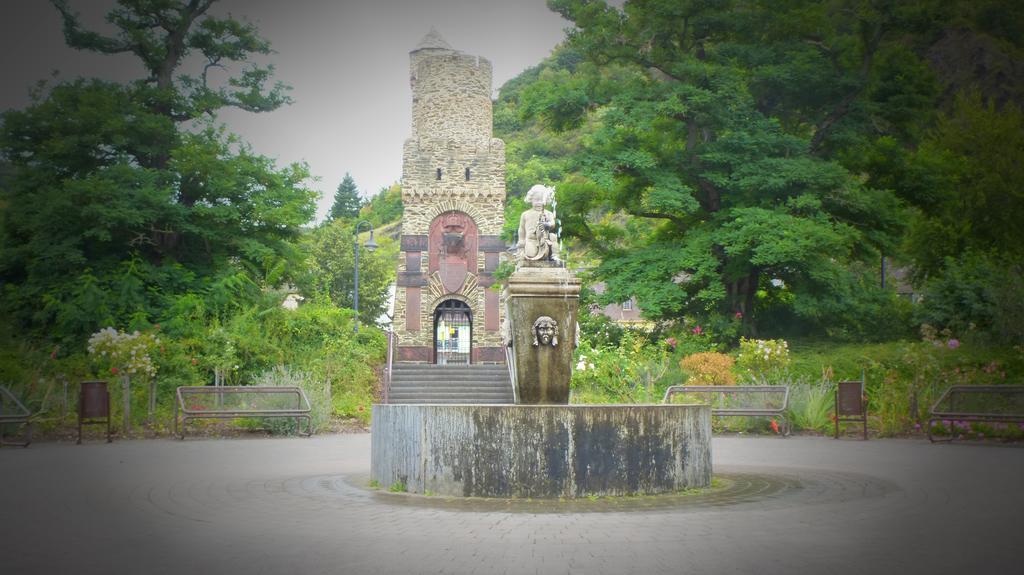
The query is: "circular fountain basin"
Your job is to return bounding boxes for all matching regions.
[371,404,711,498]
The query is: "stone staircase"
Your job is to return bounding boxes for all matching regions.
[387,363,514,404]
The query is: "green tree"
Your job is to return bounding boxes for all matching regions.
[903,91,1024,277]
[329,172,362,221]
[297,219,396,327]
[901,92,1024,344]
[0,0,316,344]
[535,0,913,337]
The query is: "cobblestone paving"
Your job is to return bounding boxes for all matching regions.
[1,434,1021,574]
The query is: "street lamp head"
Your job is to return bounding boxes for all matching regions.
[364,230,378,252]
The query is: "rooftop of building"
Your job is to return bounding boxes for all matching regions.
[414,28,454,52]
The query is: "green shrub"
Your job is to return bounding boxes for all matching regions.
[253,366,330,434]
[680,352,735,386]
[915,252,1024,345]
[571,332,670,403]
[786,378,834,433]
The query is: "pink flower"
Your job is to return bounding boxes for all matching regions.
[665,337,677,350]
[692,325,703,335]
[947,339,960,349]
[735,312,743,319]
[110,367,119,375]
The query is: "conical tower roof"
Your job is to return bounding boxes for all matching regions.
[415,27,454,51]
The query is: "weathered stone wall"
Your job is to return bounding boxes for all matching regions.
[371,404,713,497]
[410,50,493,141]
[401,138,506,233]
[394,38,507,361]
[400,192,506,236]
[506,265,581,403]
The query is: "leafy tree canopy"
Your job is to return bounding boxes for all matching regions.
[514,0,942,338]
[0,0,315,345]
[297,219,396,327]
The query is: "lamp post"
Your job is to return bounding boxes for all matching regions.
[353,220,378,333]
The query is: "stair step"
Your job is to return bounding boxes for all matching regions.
[392,374,508,379]
[390,389,512,396]
[387,372,507,376]
[389,364,505,368]
[387,380,507,384]
[386,362,513,404]
[385,399,512,403]
[385,390,509,396]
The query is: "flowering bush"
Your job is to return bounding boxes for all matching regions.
[679,352,735,386]
[572,332,669,402]
[87,327,159,378]
[736,338,790,378]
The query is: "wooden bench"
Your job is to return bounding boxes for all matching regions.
[174,386,312,439]
[927,385,1024,443]
[0,384,33,448]
[663,385,790,436]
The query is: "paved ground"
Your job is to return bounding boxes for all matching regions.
[1,433,1021,575]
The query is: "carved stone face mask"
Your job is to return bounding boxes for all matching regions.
[532,316,558,347]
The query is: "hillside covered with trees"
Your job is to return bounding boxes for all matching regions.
[495,0,1023,346]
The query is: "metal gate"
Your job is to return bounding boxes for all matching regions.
[434,299,471,365]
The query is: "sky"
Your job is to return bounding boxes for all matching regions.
[0,0,572,222]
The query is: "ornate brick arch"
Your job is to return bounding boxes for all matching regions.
[425,199,484,226]
[433,292,473,310]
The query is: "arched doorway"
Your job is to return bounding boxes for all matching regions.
[434,299,472,365]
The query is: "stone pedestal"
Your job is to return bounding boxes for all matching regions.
[371,404,712,498]
[505,263,581,404]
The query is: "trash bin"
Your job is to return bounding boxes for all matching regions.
[78,380,112,444]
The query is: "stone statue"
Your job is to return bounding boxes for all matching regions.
[532,316,558,347]
[517,184,560,263]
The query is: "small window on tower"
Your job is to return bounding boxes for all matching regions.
[465,167,471,181]
[436,168,442,180]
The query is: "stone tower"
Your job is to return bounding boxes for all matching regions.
[392,30,507,364]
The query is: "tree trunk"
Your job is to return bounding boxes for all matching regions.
[744,269,759,337]
[728,269,760,337]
